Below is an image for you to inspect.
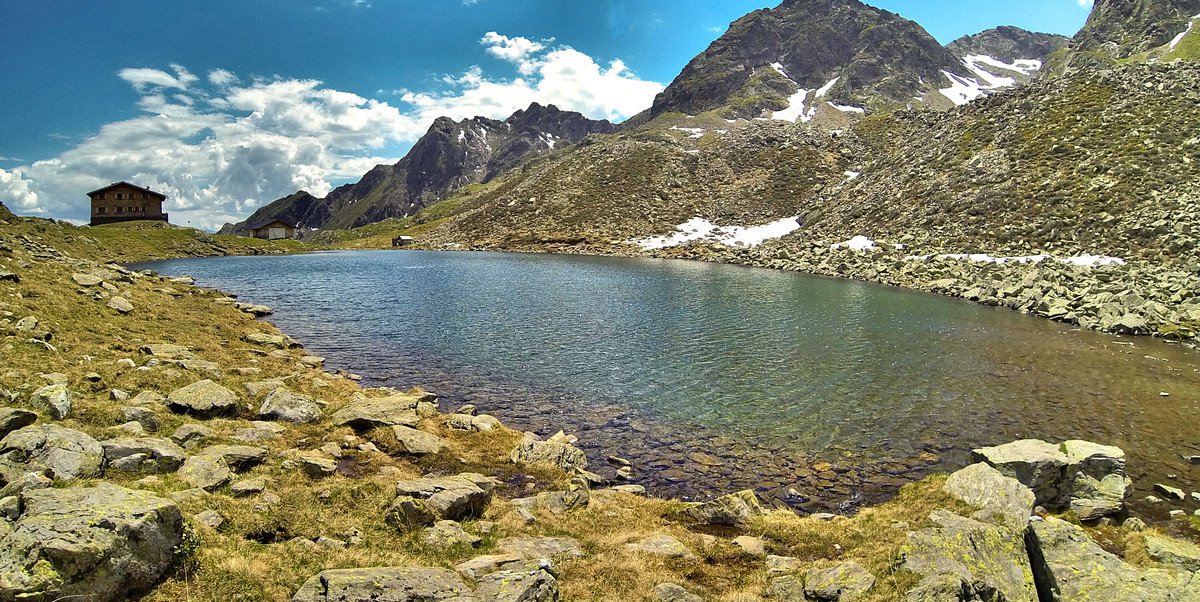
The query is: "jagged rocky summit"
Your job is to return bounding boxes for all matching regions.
[219,103,612,236]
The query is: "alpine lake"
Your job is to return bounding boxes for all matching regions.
[133,250,1200,521]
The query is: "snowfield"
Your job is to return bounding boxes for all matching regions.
[632,217,802,250]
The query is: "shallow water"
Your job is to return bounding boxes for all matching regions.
[134,250,1200,519]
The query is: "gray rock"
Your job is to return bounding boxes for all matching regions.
[101,437,187,473]
[454,554,525,579]
[120,406,161,432]
[446,413,502,432]
[767,554,804,576]
[0,483,183,602]
[421,520,481,550]
[299,355,325,368]
[170,423,216,448]
[0,408,36,439]
[1062,440,1130,520]
[732,535,766,556]
[767,575,806,601]
[166,379,239,418]
[129,390,166,406]
[242,331,298,349]
[291,567,473,602]
[655,582,703,602]
[0,424,103,481]
[804,562,875,601]
[0,472,51,499]
[902,510,1037,602]
[194,509,224,529]
[384,496,438,529]
[498,536,585,561]
[394,473,495,521]
[195,444,268,471]
[510,433,588,472]
[299,454,337,478]
[612,484,646,496]
[391,425,447,455]
[244,379,285,398]
[71,273,103,286]
[1154,483,1186,500]
[107,296,134,314]
[1028,516,1195,601]
[682,489,766,526]
[972,439,1070,507]
[332,395,420,430]
[474,562,559,602]
[178,454,232,491]
[230,478,267,497]
[30,382,71,419]
[626,534,693,559]
[1143,533,1200,572]
[943,462,1035,530]
[258,388,323,424]
[140,343,191,359]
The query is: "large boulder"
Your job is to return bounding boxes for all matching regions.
[510,433,588,473]
[390,426,447,455]
[972,439,1071,507]
[1028,516,1197,601]
[195,444,269,471]
[682,489,766,526]
[0,409,36,439]
[973,439,1130,519]
[258,388,323,424]
[474,562,559,601]
[0,424,103,481]
[804,561,876,601]
[391,473,496,523]
[166,379,239,418]
[943,463,1035,530]
[30,382,71,419]
[291,567,472,602]
[332,395,420,430]
[901,510,1038,602]
[101,437,187,474]
[178,454,231,491]
[1142,533,1200,573]
[0,483,183,601]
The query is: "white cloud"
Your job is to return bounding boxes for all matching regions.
[4,33,663,230]
[1077,0,1093,7]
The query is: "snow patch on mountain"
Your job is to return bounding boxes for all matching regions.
[774,89,816,122]
[632,216,801,249]
[1169,14,1200,51]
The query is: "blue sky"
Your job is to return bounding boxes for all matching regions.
[0,0,1093,229]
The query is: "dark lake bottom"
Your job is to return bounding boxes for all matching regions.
[134,250,1200,521]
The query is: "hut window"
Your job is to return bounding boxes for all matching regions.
[116,207,123,213]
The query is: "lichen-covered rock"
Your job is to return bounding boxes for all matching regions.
[166,379,239,418]
[385,496,438,529]
[1028,516,1196,601]
[30,382,71,419]
[655,582,703,602]
[258,388,323,424]
[0,483,183,602]
[291,567,472,602]
[943,462,1035,530]
[243,331,298,349]
[474,562,559,602]
[682,489,766,526]
[421,520,481,550]
[391,425,447,455]
[0,424,103,481]
[972,439,1070,507]
[195,444,268,471]
[0,409,36,439]
[510,433,588,472]
[393,473,495,521]
[497,536,585,561]
[804,561,876,601]
[170,423,216,448]
[625,534,693,559]
[1061,440,1130,520]
[332,395,420,430]
[1143,533,1200,573]
[901,510,1037,602]
[101,437,187,474]
[178,454,231,491]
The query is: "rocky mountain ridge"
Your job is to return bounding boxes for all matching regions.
[220,103,612,235]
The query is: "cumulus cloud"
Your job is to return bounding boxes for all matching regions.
[1077,0,1093,7]
[3,33,663,230]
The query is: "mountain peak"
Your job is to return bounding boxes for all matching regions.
[1065,0,1200,65]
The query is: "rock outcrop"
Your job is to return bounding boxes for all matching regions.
[0,424,104,481]
[972,439,1131,520]
[290,564,559,602]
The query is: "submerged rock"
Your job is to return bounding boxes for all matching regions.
[0,483,183,602]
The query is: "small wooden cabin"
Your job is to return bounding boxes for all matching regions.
[88,182,168,226]
[392,235,414,247]
[249,219,297,240]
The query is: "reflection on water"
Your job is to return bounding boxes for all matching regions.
[134,251,1200,519]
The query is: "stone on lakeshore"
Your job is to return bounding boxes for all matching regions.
[0,424,103,481]
[421,520,481,550]
[943,462,1035,530]
[140,343,191,359]
[291,567,473,602]
[805,561,876,601]
[626,534,694,559]
[474,562,559,602]
[1154,483,1186,500]
[612,484,646,495]
[332,395,420,430]
[299,453,337,478]
[299,355,325,368]
[107,296,134,314]
[901,510,1037,602]
[682,489,766,526]
[244,379,285,398]
[195,444,268,471]
[1143,533,1200,572]
[446,413,502,432]
[384,496,438,529]
[655,583,703,602]
[0,483,183,602]
[454,554,524,579]
[972,439,1070,507]
[234,302,274,317]
[767,575,806,601]
[178,454,232,491]
[732,535,766,556]
[390,425,447,455]
[1105,313,1149,335]
[393,473,495,521]
[71,273,103,286]
[194,509,225,529]
[166,379,239,418]
[101,437,187,474]
[497,536,584,561]
[30,382,71,419]
[258,388,323,424]
[510,433,589,472]
[1062,440,1131,520]
[1029,516,1195,600]
[242,331,298,349]
[0,408,36,439]
[170,423,216,448]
